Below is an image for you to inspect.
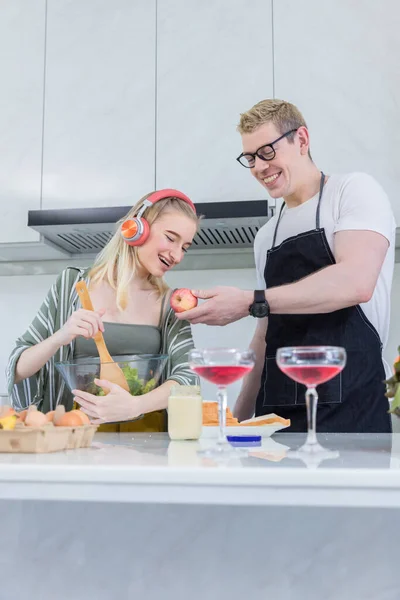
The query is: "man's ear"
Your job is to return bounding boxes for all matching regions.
[297,126,310,156]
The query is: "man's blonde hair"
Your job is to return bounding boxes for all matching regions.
[89,193,200,310]
[237,99,309,152]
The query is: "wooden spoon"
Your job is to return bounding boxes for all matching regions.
[75,281,130,394]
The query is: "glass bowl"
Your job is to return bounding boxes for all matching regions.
[55,354,169,397]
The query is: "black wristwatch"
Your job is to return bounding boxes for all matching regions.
[249,290,270,318]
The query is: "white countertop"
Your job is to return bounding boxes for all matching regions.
[0,432,399,507]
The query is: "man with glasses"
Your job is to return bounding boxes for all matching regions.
[178,99,396,433]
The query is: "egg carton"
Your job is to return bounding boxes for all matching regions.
[0,424,98,453]
[59,424,98,450]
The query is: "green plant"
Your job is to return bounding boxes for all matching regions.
[385,347,400,415]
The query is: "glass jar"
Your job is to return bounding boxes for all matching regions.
[168,385,203,441]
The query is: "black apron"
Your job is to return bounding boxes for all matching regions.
[255,173,391,433]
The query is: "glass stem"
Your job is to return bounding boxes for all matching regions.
[305,386,318,446]
[217,386,228,444]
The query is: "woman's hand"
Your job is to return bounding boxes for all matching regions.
[15,308,105,384]
[56,308,106,346]
[72,378,144,424]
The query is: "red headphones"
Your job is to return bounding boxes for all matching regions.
[120,189,196,247]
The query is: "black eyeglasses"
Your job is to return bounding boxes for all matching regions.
[236,129,298,168]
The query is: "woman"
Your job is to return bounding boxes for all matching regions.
[6,189,200,432]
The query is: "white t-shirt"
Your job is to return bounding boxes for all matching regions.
[254,172,396,367]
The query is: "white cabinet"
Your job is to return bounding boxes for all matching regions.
[273,0,400,224]
[42,0,156,210]
[0,0,45,243]
[156,0,273,203]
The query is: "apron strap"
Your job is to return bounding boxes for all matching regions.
[271,202,285,248]
[271,171,326,248]
[315,171,325,229]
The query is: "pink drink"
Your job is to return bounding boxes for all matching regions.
[280,364,343,386]
[192,365,253,386]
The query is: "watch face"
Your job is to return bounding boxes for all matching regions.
[253,303,268,318]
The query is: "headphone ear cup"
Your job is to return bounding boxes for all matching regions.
[120,217,150,246]
[135,218,150,246]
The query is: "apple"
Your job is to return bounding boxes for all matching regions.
[170,288,198,313]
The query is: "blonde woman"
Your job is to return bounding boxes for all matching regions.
[7,190,200,432]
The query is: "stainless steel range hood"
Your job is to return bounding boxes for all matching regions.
[23,200,273,272]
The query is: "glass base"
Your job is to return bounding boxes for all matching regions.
[287,445,340,469]
[298,440,327,454]
[197,439,247,459]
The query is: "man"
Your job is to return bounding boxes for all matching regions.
[177,99,396,433]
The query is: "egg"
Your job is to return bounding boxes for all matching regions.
[70,410,90,425]
[25,410,48,427]
[46,410,55,422]
[56,412,84,427]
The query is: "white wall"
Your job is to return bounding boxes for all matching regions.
[0,0,44,243]
[42,0,156,209]
[273,0,400,224]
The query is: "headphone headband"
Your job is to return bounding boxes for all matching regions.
[136,188,196,217]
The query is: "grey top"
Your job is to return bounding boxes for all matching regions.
[74,322,161,359]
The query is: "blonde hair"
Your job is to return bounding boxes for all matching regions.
[89,193,200,310]
[238,98,307,134]
[237,99,311,157]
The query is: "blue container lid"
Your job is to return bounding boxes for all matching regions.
[227,434,262,446]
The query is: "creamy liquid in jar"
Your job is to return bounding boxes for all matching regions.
[168,386,203,441]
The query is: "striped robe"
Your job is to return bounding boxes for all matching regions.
[6,267,198,415]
